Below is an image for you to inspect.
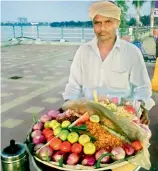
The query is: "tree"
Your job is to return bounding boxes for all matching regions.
[128,17,136,26]
[115,0,129,36]
[140,15,150,26]
[150,1,155,35]
[132,0,146,26]
[132,0,146,39]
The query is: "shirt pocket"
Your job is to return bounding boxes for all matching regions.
[109,69,129,89]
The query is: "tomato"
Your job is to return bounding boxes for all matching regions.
[71,143,82,154]
[60,141,71,153]
[131,140,143,151]
[124,106,136,114]
[44,130,54,139]
[42,128,50,136]
[46,135,54,142]
[50,137,62,150]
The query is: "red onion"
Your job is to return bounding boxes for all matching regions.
[140,124,152,139]
[40,114,52,123]
[33,122,43,130]
[123,143,135,156]
[39,146,53,161]
[34,143,44,151]
[52,151,66,162]
[95,149,110,163]
[82,155,95,166]
[111,147,125,160]
[32,134,45,144]
[31,130,42,138]
[47,110,60,119]
[67,153,79,165]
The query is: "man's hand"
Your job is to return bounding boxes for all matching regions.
[140,107,150,125]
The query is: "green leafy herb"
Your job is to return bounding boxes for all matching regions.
[32,113,38,124]
[59,156,64,167]
[46,150,50,162]
[96,153,114,168]
[70,124,87,132]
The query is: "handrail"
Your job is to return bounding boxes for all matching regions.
[1,25,154,42]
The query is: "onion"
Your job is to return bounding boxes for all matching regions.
[140,124,152,139]
[111,147,125,160]
[95,149,110,163]
[52,151,66,162]
[39,146,53,161]
[82,155,95,166]
[32,134,45,144]
[33,122,43,130]
[40,114,52,123]
[34,143,44,151]
[67,153,79,165]
[47,110,60,119]
[123,143,135,156]
[31,130,42,138]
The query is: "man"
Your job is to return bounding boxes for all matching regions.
[62,1,155,124]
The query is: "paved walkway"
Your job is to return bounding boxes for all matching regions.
[1,42,158,171]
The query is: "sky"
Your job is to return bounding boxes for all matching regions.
[1,1,152,22]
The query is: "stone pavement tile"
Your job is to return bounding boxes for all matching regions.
[2,119,24,128]
[43,76,55,80]
[43,97,60,103]
[12,86,29,90]
[1,93,13,97]
[24,70,32,73]
[54,72,62,76]
[24,107,45,114]
[57,91,64,95]
[1,120,33,149]
[25,75,37,78]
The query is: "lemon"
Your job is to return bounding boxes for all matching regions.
[90,115,100,123]
[83,142,96,155]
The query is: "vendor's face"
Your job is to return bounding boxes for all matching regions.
[93,15,120,42]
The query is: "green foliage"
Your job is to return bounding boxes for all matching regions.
[128,18,136,26]
[132,0,146,7]
[115,0,129,36]
[140,15,150,26]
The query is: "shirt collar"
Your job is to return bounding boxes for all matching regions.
[88,35,121,50]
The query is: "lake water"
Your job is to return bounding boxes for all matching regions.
[1,26,95,42]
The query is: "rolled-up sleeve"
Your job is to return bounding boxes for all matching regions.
[62,47,82,100]
[130,48,155,110]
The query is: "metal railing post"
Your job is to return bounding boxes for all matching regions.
[36,25,41,41]
[12,25,16,38]
[82,27,84,39]
[81,27,85,43]
[61,27,64,39]
[21,25,23,38]
[60,27,65,42]
[37,25,39,39]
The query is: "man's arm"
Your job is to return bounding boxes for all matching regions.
[62,47,82,101]
[129,48,155,111]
